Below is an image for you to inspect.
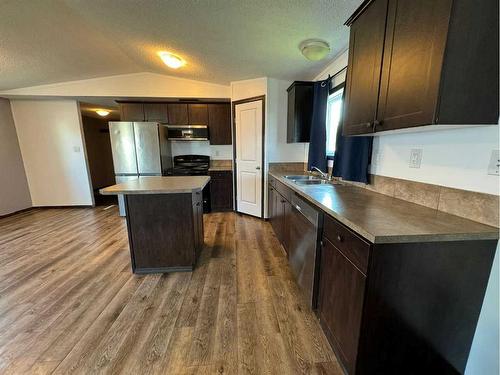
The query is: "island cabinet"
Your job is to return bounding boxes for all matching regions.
[317,213,497,374]
[125,191,204,273]
[100,176,210,274]
[343,0,499,135]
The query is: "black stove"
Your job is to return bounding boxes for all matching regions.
[172,155,211,212]
[172,155,210,176]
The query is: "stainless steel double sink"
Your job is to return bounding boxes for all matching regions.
[283,175,340,186]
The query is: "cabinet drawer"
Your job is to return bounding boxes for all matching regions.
[275,180,292,202]
[323,214,371,274]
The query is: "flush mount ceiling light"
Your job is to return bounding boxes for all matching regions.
[158,51,186,69]
[300,39,331,61]
[96,110,110,117]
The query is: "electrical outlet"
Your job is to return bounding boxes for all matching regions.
[487,150,500,176]
[409,149,423,168]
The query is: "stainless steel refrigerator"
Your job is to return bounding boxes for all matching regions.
[109,122,172,216]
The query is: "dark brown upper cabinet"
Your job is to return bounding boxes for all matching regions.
[343,0,387,135]
[143,103,168,122]
[343,0,499,136]
[119,103,145,121]
[287,81,314,142]
[167,103,189,125]
[188,104,209,125]
[208,103,231,145]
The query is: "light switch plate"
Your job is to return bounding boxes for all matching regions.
[487,150,500,175]
[409,149,423,168]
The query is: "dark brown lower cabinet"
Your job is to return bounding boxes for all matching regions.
[125,191,203,273]
[209,170,233,212]
[317,238,366,374]
[317,214,497,374]
[268,181,291,251]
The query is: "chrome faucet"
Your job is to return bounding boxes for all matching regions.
[310,166,329,179]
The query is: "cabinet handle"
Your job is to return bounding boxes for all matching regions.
[337,234,343,242]
[320,240,324,247]
[196,191,201,195]
[365,122,372,128]
[373,120,382,127]
[281,199,286,203]
[295,204,302,212]
[196,202,200,206]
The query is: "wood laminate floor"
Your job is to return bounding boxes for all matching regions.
[0,207,342,374]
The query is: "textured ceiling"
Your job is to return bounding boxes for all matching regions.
[0,0,361,90]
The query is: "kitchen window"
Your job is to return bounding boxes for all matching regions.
[326,84,344,156]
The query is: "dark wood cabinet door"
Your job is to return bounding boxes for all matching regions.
[167,104,189,125]
[209,171,233,211]
[376,0,452,131]
[318,238,366,374]
[282,200,291,253]
[188,104,209,125]
[343,0,387,135]
[144,103,168,122]
[287,82,314,142]
[119,103,145,121]
[208,103,231,145]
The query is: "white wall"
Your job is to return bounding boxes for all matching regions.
[266,78,308,163]
[0,72,231,99]
[319,50,499,375]
[11,99,93,206]
[371,126,499,195]
[170,141,232,160]
[0,98,31,215]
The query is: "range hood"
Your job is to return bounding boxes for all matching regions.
[167,125,209,141]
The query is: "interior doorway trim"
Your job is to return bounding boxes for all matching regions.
[231,95,266,218]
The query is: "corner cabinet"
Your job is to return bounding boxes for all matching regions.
[343,0,499,135]
[287,81,314,143]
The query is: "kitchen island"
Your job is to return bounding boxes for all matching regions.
[100,176,210,274]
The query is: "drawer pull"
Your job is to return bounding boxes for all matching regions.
[337,234,343,242]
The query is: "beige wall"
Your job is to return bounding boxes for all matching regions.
[0,98,31,215]
[11,99,93,206]
[0,72,231,99]
[81,115,115,189]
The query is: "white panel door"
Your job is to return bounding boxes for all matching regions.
[235,100,263,217]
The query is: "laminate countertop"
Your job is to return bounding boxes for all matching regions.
[100,176,210,195]
[269,172,498,244]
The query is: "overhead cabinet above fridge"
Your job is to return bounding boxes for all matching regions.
[109,122,172,216]
[342,0,499,136]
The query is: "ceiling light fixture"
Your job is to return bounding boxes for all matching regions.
[299,39,331,61]
[96,110,110,117]
[158,51,186,69]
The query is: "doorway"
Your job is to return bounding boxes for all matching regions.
[232,96,265,218]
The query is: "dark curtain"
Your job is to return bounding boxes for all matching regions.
[307,77,331,171]
[332,118,373,184]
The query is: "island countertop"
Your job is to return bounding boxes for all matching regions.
[100,176,210,195]
[269,171,498,244]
